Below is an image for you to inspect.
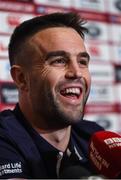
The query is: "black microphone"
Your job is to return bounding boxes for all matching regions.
[59,165,105,179]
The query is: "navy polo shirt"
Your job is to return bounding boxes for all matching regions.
[0,104,104,179]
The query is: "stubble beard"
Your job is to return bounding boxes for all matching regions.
[40,86,89,129]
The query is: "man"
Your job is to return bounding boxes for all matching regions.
[0,12,104,179]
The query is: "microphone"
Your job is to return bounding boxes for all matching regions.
[89,130,121,179]
[59,165,104,179]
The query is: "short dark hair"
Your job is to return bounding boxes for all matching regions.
[8,12,88,67]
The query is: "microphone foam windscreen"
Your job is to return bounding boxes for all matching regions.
[89,130,121,178]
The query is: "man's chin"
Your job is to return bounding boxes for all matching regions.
[60,113,83,125]
[57,106,84,124]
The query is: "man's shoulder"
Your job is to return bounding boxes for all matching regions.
[0,108,41,158]
[0,108,25,133]
[0,107,33,146]
[0,107,31,141]
[0,108,16,127]
[0,109,47,178]
[72,119,104,140]
[79,119,104,130]
[0,108,25,141]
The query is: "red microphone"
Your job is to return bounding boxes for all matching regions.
[89,130,121,178]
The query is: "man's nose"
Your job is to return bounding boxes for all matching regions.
[65,62,82,79]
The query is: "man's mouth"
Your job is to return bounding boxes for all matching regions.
[60,87,82,99]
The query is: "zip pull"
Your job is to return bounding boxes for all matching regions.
[74,146,83,161]
[56,151,63,178]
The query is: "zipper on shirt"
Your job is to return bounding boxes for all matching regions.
[74,145,83,160]
[56,151,63,178]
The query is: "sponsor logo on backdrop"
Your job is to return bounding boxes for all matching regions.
[0,0,34,13]
[0,60,12,81]
[89,63,114,83]
[87,24,101,38]
[84,113,121,132]
[115,65,121,82]
[0,11,34,34]
[95,116,111,129]
[85,43,110,61]
[88,84,115,103]
[36,5,69,14]
[0,82,18,104]
[34,0,71,7]
[115,0,121,11]
[0,36,9,58]
[85,21,109,42]
[73,0,105,12]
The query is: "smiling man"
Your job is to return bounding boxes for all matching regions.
[0,12,104,179]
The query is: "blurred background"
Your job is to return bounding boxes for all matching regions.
[0,0,121,133]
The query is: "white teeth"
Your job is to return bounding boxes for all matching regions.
[65,88,80,95]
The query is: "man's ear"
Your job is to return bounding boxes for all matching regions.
[10,65,28,91]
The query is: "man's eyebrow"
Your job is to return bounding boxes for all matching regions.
[44,50,90,61]
[78,52,90,61]
[45,51,69,61]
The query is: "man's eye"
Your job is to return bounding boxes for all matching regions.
[50,58,66,66]
[79,59,89,67]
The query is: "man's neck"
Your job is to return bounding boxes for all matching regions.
[19,102,71,152]
[37,126,71,152]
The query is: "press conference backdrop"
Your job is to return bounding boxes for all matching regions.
[0,0,121,133]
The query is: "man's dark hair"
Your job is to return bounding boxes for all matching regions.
[8,12,88,67]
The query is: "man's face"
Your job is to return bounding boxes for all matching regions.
[27,27,91,128]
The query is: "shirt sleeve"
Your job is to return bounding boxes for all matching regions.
[0,136,31,179]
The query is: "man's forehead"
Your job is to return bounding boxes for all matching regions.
[31,26,81,41]
[29,26,86,57]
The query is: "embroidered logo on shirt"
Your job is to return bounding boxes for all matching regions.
[0,162,22,176]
